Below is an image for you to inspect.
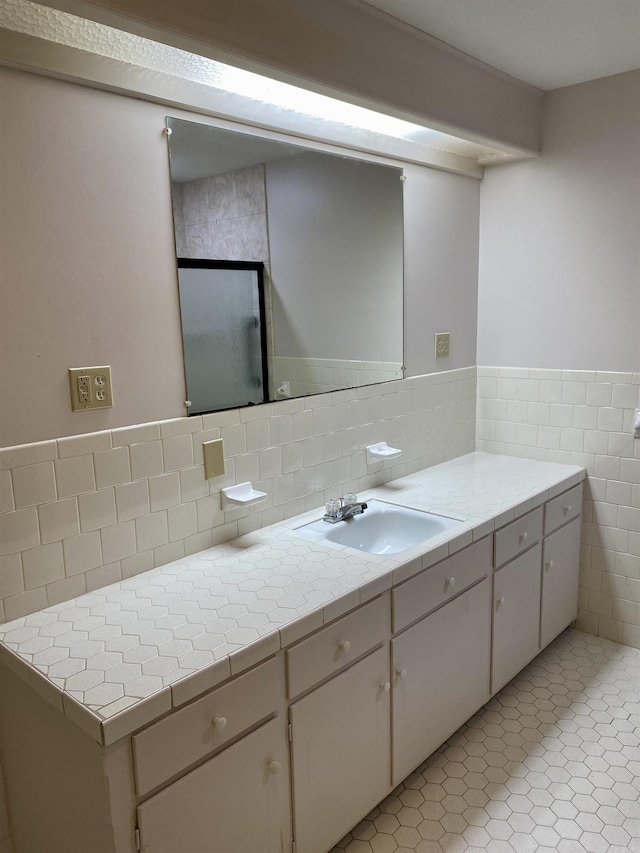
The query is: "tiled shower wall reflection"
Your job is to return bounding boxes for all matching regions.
[476,367,640,649]
[0,368,476,624]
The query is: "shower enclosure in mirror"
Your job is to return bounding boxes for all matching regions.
[167,116,404,415]
[177,260,268,414]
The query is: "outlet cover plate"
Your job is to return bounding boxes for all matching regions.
[69,366,113,411]
[435,332,450,358]
[203,439,225,480]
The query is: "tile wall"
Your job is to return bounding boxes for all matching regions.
[0,368,476,624]
[476,367,640,649]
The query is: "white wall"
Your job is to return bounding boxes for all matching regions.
[476,70,640,652]
[478,71,640,371]
[0,66,480,448]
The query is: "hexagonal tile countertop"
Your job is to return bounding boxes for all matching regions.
[0,452,585,746]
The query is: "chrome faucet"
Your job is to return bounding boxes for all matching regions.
[323,496,368,524]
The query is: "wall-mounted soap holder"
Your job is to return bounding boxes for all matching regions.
[221,482,268,511]
[366,442,402,464]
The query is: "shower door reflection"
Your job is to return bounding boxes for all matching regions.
[177,260,269,413]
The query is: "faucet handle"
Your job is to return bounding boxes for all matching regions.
[325,499,341,518]
[343,493,358,505]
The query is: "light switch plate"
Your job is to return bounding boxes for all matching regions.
[69,366,113,411]
[203,439,225,480]
[435,332,450,358]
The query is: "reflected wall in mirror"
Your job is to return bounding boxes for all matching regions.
[167,117,404,414]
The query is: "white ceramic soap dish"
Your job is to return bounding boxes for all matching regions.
[366,442,402,465]
[221,482,268,511]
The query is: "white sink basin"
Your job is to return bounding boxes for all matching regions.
[297,500,461,556]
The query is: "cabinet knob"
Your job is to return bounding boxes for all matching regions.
[212,716,227,731]
[268,760,282,774]
[380,681,391,693]
[446,576,456,589]
[496,596,505,607]
[545,560,554,571]
[396,668,407,680]
[519,531,528,543]
[339,640,351,654]
[564,504,572,514]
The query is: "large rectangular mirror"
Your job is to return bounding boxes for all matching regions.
[167,117,404,413]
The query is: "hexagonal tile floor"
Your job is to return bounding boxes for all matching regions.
[331,629,640,853]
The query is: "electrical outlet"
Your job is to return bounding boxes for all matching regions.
[435,332,450,359]
[69,366,113,411]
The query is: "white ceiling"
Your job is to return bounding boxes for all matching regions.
[359,0,640,90]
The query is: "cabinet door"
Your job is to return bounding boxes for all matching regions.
[492,543,541,694]
[541,517,581,648]
[392,579,491,786]
[136,718,290,853]
[290,645,390,853]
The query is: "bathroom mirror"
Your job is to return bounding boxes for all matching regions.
[167,117,404,413]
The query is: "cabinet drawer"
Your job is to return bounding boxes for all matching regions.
[494,507,543,568]
[544,484,583,535]
[133,657,282,796]
[286,595,389,699]
[392,537,491,633]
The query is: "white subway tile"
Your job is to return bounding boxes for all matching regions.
[62,532,102,576]
[78,489,116,532]
[597,407,624,432]
[0,441,57,470]
[130,441,164,480]
[220,423,246,456]
[618,506,640,533]
[0,508,39,557]
[38,498,79,544]
[0,470,13,514]
[572,406,598,430]
[135,512,169,552]
[12,462,56,508]
[159,417,202,438]
[111,422,161,446]
[149,473,181,512]
[101,521,137,563]
[22,542,64,589]
[115,481,150,522]
[245,419,269,452]
[586,383,612,407]
[560,428,584,452]
[549,404,574,427]
[168,503,198,542]
[57,431,111,458]
[162,435,193,472]
[55,455,96,497]
[584,430,609,455]
[4,588,47,621]
[291,410,312,441]
[0,554,24,598]
[94,447,131,489]
[270,415,293,446]
[179,466,209,502]
[46,574,87,607]
[539,380,563,403]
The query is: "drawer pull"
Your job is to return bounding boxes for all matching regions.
[212,716,227,732]
[446,576,456,589]
[564,504,572,514]
[268,760,282,774]
[519,532,528,544]
[496,596,505,608]
[396,668,407,680]
[339,640,351,655]
[380,681,391,693]
[545,560,554,571]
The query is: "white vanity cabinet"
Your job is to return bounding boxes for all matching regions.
[136,718,290,853]
[392,577,491,785]
[491,543,542,693]
[133,657,291,853]
[287,595,391,853]
[540,485,582,648]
